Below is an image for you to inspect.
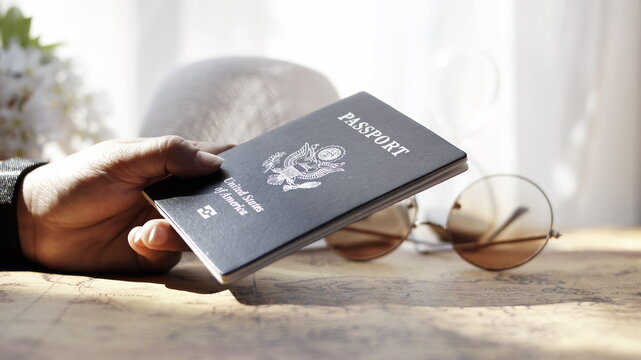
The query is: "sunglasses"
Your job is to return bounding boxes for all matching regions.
[326,174,562,270]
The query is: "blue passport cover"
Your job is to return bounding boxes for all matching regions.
[143,92,467,283]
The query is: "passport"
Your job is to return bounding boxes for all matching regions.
[143,92,467,284]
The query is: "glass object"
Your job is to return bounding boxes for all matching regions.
[420,48,501,235]
[326,174,561,270]
[425,47,499,145]
[327,198,417,261]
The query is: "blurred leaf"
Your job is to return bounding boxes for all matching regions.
[41,42,62,53]
[0,6,57,51]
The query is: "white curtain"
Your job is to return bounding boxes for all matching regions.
[513,0,641,227]
[10,0,641,227]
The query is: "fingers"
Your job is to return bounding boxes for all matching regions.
[188,141,236,155]
[128,220,190,251]
[108,138,235,155]
[127,220,190,271]
[143,219,190,251]
[105,136,232,182]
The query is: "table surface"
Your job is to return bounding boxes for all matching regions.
[1,228,640,360]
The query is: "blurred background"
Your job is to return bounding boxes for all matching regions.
[4,0,641,228]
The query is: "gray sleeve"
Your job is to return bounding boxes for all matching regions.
[0,158,46,269]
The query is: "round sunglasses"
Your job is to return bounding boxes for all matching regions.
[326,174,562,270]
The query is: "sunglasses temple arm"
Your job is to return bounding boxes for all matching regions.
[410,229,562,252]
[477,206,529,244]
[456,230,562,250]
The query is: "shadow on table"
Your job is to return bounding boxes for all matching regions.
[111,249,641,308]
[224,249,641,308]
[111,258,228,295]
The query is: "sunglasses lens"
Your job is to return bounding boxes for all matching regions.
[326,198,417,260]
[447,175,553,270]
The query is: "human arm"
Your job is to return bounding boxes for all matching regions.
[10,136,232,274]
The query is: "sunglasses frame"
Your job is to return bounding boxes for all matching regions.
[327,174,562,270]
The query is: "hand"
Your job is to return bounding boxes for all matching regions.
[17,136,233,274]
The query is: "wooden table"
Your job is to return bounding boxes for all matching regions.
[1,228,640,359]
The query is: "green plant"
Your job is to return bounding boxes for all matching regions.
[0,6,58,51]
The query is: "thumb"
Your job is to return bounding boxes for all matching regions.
[105,136,225,184]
